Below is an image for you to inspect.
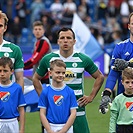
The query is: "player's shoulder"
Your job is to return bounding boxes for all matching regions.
[42,51,60,61]
[42,85,51,94]
[3,40,21,50]
[12,82,23,91]
[117,39,130,46]
[73,51,91,59]
[113,93,123,101]
[65,85,74,93]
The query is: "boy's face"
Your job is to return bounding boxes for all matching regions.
[0,64,13,85]
[50,65,66,83]
[122,78,133,95]
[33,25,44,39]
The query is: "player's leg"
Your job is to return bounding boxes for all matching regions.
[73,115,90,133]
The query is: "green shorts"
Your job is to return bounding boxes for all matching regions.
[73,115,90,133]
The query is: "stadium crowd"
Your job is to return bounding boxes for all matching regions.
[0,0,133,47]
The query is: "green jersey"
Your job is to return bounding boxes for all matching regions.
[36,51,98,113]
[109,93,133,132]
[0,40,24,71]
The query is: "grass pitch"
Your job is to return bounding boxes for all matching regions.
[25,77,110,133]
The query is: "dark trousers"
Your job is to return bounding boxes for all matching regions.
[117,125,133,133]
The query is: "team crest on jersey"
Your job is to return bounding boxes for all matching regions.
[125,102,133,112]
[64,70,76,82]
[53,95,64,106]
[72,63,77,68]
[0,91,10,102]
[4,53,9,57]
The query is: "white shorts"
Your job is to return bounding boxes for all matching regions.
[0,118,19,133]
[44,123,73,133]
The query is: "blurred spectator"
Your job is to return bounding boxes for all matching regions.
[91,27,104,47]
[120,0,131,17]
[103,30,122,78]
[51,17,62,43]
[77,0,90,21]
[96,0,107,25]
[15,0,27,28]
[103,30,122,58]
[10,16,22,44]
[106,17,121,33]
[62,0,77,25]
[2,0,16,40]
[41,14,53,42]
[107,0,118,19]
[30,0,45,26]
[119,16,129,40]
[128,0,133,11]
[50,0,63,19]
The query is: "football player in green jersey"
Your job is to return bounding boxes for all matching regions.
[0,10,24,90]
[33,27,104,133]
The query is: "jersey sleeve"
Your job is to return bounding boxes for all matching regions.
[38,88,48,108]
[36,54,50,77]
[70,89,78,109]
[79,53,98,75]
[14,45,24,70]
[24,39,49,70]
[105,44,122,91]
[109,98,119,132]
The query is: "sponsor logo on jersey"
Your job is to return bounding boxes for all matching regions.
[0,91,10,102]
[125,102,133,112]
[53,95,64,106]
[64,70,76,82]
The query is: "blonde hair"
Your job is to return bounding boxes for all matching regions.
[0,10,8,26]
[50,59,66,70]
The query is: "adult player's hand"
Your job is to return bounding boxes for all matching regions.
[78,95,93,107]
[112,59,129,71]
[99,90,111,114]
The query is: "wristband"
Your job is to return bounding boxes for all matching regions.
[103,90,111,97]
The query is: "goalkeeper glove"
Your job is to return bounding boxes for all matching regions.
[99,90,111,114]
[112,59,129,71]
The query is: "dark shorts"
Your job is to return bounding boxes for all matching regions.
[117,125,133,133]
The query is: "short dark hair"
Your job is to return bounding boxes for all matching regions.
[0,57,13,70]
[57,27,75,39]
[50,59,66,70]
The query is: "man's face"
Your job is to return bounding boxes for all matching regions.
[33,25,44,39]
[0,18,7,38]
[57,30,76,52]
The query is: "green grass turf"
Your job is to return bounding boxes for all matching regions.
[25,77,110,133]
